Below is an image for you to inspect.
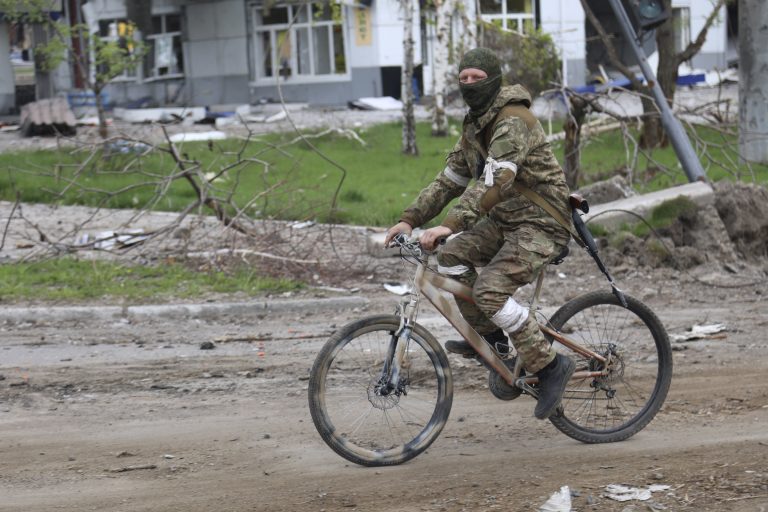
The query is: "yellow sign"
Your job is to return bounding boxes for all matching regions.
[354,7,372,46]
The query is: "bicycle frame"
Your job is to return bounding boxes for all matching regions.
[398,259,609,388]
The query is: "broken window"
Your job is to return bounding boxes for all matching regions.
[253,2,348,81]
[97,19,140,81]
[145,13,184,79]
[479,0,536,34]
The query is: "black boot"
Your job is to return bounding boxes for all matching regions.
[445,329,509,356]
[534,353,576,420]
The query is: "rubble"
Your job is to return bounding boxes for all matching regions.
[19,97,77,137]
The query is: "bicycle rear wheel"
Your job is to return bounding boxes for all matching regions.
[545,291,672,443]
[308,315,453,466]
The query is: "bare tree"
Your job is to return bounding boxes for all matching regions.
[401,0,419,155]
[430,0,451,137]
[739,0,768,163]
[580,0,727,149]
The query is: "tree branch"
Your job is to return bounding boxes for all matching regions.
[677,0,728,64]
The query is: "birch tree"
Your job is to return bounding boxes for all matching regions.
[430,0,451,137]
[739,0,768,163]
[401,0,419,155]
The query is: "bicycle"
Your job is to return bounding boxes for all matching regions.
[308,233,673,467]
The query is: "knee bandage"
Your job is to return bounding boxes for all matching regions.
[490,297,529,334]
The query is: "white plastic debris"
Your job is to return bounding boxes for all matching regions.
[671,323,727,342]
[168,131,227,143]
[290,221,315,229]
[604,484,671,502]
[383,283,412,296]
[539,485,572,511]
[76,229,149,250]
[351,96,403,110]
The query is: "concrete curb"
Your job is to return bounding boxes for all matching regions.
[0,296,368,324]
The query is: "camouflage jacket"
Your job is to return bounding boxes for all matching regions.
[400,85,572,244]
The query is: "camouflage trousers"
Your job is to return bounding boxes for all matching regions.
[436,216,566,373]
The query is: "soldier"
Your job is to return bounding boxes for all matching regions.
[384,48,575,420]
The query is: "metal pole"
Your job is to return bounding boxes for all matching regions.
[607,0,706,182]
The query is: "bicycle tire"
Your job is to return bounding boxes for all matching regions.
[545,291,672,443]
[308,315,453,466]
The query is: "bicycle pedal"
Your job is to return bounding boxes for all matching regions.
[516,378,539,399]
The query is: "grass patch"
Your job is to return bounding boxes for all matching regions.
[550,124,768,191]
[632,195,698,237]
[0,121,765,228]
[0,258,301,302]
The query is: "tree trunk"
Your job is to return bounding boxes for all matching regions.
[651,6,678,148]
[739,0,768,163]
[401,0,419,155]
[94,84,108,139]
[639,93,662,149]
[563,95,587,188]
[431,0,450,137]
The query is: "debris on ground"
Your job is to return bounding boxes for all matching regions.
[539,485,572,511]
[199,341,216,350]
[383,283,411,296]
[671,323,728,342]
[348,96,403,111]
[75,230,149,250]
[603,484,671,502]
[108,464,158,473]
[20,97,77,137]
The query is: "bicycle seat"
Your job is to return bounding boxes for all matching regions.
[549,245,569,265]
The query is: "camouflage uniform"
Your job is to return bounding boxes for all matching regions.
[399,85,571,373]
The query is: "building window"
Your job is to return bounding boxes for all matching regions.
[97,19,140,81]
[672,7,690,55]
[252,3,347,81]
[146,13,184,79]
[479,0,535,34]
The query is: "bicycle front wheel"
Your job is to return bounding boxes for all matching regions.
[308,315,453,466]
[546,291,672,443]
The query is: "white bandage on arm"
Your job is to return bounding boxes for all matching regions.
[482,157,518,186]
[437,264,470,276]
[490,296,529,334]
[442,166,471,187]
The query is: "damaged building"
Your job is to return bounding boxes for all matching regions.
[1,0,735,114]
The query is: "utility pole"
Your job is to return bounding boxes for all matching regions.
[607,0,706,182]
[739,0,768,163]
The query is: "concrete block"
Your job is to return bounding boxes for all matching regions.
[583,181,714,229]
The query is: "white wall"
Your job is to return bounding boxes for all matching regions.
[540,0,586,86]
[372,0,421,67]
[0,22,15,113]
[185,0,248,78]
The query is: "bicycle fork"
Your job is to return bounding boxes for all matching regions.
[376,297,419,397]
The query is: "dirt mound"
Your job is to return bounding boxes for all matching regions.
[713,181,768,260]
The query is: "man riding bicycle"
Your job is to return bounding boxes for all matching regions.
[384,48,575,420]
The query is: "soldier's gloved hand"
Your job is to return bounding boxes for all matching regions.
[420,226,453,251]
[384,221,413,247]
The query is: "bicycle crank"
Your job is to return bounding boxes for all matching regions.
[489,358,525,401]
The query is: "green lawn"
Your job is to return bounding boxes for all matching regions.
[0,258,300,302]
[1,121,765,229]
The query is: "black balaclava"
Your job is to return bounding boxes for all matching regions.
[458,48,502,118]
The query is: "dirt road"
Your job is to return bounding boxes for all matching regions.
[1,260,767,512]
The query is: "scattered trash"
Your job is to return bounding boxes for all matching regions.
[384,283,412,296]
[539,485,572,512]
[163,454,175,459]
[168,131,227,143]
[671,323,727,342]
[76,116,103,126]
[0,124,20,132]
[200,341,215,350]
[75,229,149,250]
[557,272,567,279]
[604,484,671,502]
